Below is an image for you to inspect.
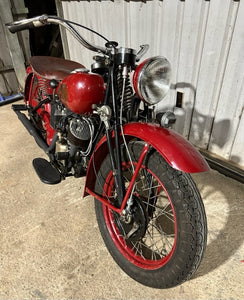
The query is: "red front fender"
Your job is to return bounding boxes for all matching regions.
[84,123,209,196]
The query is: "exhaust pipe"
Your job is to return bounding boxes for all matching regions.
[12,104,49,152]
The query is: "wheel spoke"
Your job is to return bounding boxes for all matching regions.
[130,240,146,260]
[146,229,163,256]
[103,150,177,269]
[151,223,174,250]
[153,205,175,223]
[118,165,176,261]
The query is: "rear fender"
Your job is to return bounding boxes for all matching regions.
[24,71,34,104]
[84,122,209,196]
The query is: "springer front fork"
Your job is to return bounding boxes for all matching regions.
[93,103,125,204]
[90,64,150,216]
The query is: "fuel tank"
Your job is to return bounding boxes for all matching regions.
[56,71,104,114]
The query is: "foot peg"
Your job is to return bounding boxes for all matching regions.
[33,158,61,184]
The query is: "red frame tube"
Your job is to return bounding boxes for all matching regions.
[86,143,149,213]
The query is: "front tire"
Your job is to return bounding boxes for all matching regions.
[94,141,207,288]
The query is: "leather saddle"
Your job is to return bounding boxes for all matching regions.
[30,56,86,80]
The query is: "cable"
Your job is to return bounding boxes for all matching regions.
[80,117,94,157]
[50,15,110,44]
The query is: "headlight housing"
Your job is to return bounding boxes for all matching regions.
[133,56,171,105]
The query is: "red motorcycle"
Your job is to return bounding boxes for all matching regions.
[7,15,209,288]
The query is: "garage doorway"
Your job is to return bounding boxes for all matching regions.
[24,0,63,57]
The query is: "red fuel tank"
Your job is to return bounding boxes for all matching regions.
[56,71,104,114]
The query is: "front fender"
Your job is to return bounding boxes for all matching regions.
[84,122,209,196]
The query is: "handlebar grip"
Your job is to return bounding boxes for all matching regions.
[6,15,48,33]
[6,21,35,33]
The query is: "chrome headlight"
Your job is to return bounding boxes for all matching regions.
[133,56,171,105]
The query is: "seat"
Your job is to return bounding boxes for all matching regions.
[30,56,86,80]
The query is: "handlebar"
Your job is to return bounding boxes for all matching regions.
[6,15,47,33]
[6,14,108,54]
[7,19,34,33]
[6,14,149,60]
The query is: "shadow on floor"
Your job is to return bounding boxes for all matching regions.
[192,171,243,278]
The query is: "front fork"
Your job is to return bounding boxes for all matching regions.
[93,104,125,205]
[86,141,149,214]
[93,63,127,208]
[91,64,150,215]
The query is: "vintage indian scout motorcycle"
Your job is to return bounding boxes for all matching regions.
[7,15,209,288]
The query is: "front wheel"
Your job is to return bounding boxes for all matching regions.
[94,141,207,288]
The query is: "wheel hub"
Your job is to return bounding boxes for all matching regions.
[114,197,148,242]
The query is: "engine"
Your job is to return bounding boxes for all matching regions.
[68,117,94,153]
[50,100,98,177]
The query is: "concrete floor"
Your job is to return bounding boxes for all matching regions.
[0,102,243,299]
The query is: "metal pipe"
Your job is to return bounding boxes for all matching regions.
[12,104,49,152]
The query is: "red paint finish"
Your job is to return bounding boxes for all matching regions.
[86,143,150,213]
[119,143,149,211]
[41,103,55,145]
[24,69,55,145]
[56,72,104,114]
[84,122,210,196]
[101,164,177,270]
[123,123,210,172]
[24,72,34,104]
[26,66,32,74]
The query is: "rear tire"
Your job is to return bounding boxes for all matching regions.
[94,141,207,288]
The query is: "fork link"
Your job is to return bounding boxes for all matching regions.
[93,103,125,205]
[111,65,126,205]
[105,128,122,204]
[114,123,126,205]
[105,126,126,206]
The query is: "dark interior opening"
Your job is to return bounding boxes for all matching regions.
[24,0,63,57]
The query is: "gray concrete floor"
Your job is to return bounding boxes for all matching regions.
[0,102,243,299]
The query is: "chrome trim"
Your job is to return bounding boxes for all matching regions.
[117,47,137,55]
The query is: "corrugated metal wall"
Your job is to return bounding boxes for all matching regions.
[58,0,244,169]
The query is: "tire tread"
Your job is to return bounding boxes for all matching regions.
[94,141,207,288]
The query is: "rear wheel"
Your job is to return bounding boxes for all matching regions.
[94,141,207,288]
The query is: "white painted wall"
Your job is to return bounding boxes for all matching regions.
[58,0,244,169]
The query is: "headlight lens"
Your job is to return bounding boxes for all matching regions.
[133,56,171,105]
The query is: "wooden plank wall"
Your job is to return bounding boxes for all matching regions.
[59,0,244,169]
[0,0,28,94]
[0,14,19,95]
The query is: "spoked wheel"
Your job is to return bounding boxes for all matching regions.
[94,141,207,288]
